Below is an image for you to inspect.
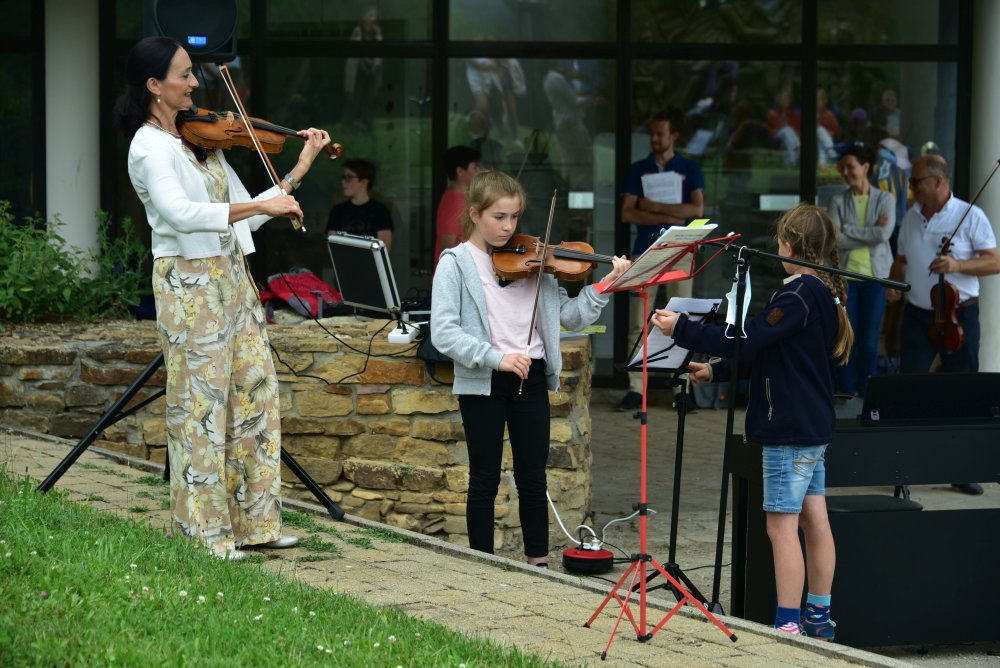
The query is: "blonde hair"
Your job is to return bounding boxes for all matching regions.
[774,204,855,365]
[462,170,527,240]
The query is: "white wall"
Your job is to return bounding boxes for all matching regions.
[972,0,1000,371]
[45,0,101,258]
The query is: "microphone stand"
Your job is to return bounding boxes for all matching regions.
[702,239,909,613]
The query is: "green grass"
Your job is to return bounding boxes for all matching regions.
[0,470,561,667]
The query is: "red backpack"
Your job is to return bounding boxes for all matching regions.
[260,269,343,321]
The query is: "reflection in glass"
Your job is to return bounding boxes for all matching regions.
[262,56,432,297]
[814,61,957,224]
[632,60,803,308]
[633,0,801,44]
[450,0,615,42]
[0,54,34,218]
[266,1,431,40]
[818,0,957,44]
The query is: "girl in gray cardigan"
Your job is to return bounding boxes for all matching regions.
[829,143,896,397]
[431,171,629,566]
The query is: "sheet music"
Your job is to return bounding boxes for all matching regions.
[640,171,683,204]
[607,224,718,291]
[627,297,722,370]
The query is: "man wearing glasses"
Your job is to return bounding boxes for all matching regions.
[887,154,1000,494]
[326,159,393,251]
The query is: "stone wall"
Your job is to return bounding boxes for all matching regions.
[0,319,595,553]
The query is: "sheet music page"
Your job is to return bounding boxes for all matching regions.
[627,297,722,370]
[607,224,717,291]
[640,171,683,204]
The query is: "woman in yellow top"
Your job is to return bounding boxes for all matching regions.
[828,143,896,397]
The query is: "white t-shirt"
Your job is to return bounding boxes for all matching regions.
[897,194,997,309]
[467,241,545,359]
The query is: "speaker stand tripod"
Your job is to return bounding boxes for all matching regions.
[37,352,345,521]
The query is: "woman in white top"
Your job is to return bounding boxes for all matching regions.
[114,36,330,560]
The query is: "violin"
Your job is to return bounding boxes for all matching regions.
[928,236,965,354]
[178,106,344,159]
[491,233,615,282]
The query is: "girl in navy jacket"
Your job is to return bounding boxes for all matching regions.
[652,204,854,640]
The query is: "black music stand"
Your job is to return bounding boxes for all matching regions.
[584,228,737,659]
[37,353,345,522]
[623,298,722,606]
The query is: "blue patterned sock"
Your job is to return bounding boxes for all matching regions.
[805,593,831,623]
[774,606,801,628]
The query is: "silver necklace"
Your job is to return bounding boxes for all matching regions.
[145,118,182,139]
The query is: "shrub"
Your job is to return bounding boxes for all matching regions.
[0,200,149,323]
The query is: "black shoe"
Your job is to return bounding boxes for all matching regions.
[617,391,642,412]
[951,483,984,495]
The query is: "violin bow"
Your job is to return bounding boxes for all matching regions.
[929,157,1000,275]
[519,189,557,395]
[218,64,304,232]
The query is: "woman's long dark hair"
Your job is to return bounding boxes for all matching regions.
[112,36,181,139]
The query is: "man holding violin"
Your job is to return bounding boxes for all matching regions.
[887,155,1000,494]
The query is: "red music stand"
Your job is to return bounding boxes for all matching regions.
[584,228,739,659]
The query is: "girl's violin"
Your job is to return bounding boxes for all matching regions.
[178,106,344,159]
[491,233,615,282]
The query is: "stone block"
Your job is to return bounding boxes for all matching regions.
[392,388,459,415]
[296,390,353,417]
[340,433,397,460]
[270,350,313,373]
[394,501,445,514]
[442,514,468,535]
[446,442,469,467]
[311,358,365,383]
[343,460,444,492]
[280,417,327,434]
[282,434,340,458]
[394,437,448,467]
[445,468,469,492]
[323,418,365,436]
[0,379,24,407]
[399,491,433,503]
[357,359,424,386]
[80,361,165,388]
[141,416,167,446]
[281,456,343,485]
[65,384,109,407]
[26,391,65,413]
[547,443,578,469]
[550,419,572,443]
[357,394,390,415]
[368,419,409,436]
[148,446,167,465]
[384,512,422,532]
[49,413,100,438]
[1,408,48,432]
[0,346,77,366]
[410,418,465,442]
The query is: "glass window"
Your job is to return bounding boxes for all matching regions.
[814,61,957,222]
[0,54,35,218]
[630,60,803,310]
[633,0,801,44]
[818,0,958,44]
[267,1,431,41]
[0,0,31,38]
[447,57,617,369]
[116,0,252,41]
[261,56,432,298]
[450,0,616,42]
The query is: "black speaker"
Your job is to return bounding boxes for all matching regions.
[146,0,239,63]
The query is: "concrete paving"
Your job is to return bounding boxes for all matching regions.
[0,424,903,668]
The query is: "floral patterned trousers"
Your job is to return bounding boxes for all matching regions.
[152,235,282,555]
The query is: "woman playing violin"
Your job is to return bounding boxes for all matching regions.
[113,36,330,559]
[431,170,629,566]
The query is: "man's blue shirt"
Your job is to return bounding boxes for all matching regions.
[623,152,705,255]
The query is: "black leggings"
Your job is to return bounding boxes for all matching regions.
[458,359,550,558]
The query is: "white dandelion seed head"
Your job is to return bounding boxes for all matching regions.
[130,564,138,570]
[197,595,206,604]
[309,611,316,617]
[179,590,188,597]
[263,596,271,602]
[373,642,380,648]
[388,635,396,642]
[254,614,263,621]
[216,592,224,599]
